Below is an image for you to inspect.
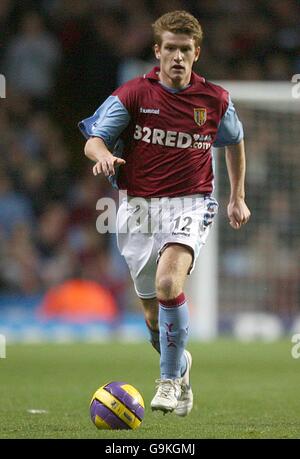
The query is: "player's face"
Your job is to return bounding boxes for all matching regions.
[154,31,200,89]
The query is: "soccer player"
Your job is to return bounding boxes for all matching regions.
[79,10,251,416]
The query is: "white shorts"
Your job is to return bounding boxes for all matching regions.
[116,194,218,299]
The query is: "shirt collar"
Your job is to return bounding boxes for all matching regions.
[144,66,205,87]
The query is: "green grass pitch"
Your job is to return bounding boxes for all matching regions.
[0,340,299,439]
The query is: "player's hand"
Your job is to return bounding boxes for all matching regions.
[93,155,126,177]
[227,198,251,229]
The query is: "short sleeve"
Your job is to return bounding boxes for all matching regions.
[213,96,244,148]
[78,95,130,149]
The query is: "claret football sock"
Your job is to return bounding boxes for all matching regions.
[145,318,187,376]
[158,293,189,380]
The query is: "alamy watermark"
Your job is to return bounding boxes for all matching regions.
[95,191,217,235]
[291,333,300,359]
[0,74,6,98]
[291,74,300,99]
[0,334,6,358]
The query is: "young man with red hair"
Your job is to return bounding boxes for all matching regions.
[79,10,250,417]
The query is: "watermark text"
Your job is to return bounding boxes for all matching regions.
[0,74,6,98]
[95,192,217,235]
[291,74,300,99]
[291,333,300,359]
[0,334,6,358]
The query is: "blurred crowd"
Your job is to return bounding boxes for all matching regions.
[0,0,299,314]
[217,106,300,318]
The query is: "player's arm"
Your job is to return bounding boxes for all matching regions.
[213,95,251,229]
[225,140,251,229]
[84,137,125,177]
[78,95,130,177]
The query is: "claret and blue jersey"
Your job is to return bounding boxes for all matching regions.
[79,66,243,197]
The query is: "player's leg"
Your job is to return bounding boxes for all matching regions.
[156,243,192,379]
[141,296,188,377]
[150,243,192,413]
[141,297,160,352]
[150,195,218,414]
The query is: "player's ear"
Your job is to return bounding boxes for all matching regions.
[154,44,161,60]
[194,46,201,62]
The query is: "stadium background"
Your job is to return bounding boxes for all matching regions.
[0,0,299,341]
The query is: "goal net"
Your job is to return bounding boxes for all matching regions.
[188,82,300,339]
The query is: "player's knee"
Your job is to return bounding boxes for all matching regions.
[156,275,180,301]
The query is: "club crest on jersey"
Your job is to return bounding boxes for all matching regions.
[194,108,207,126]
